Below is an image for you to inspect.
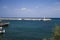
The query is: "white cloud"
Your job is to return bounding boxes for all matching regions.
[15,8,32,13]
[3,6,8,9]
[21,8,27,11]
[20,8,32,12]
[35,6,39,8]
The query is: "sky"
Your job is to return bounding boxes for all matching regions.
[0,0,60,18]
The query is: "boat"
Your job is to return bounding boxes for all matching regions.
[0,22,9,27]
[42,17,52,21]
[0,20,9,27]
[18,18,22,20]
[0,27,5,34]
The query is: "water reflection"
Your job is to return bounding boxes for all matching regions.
[0,34,4,40]
[0,34,7,40]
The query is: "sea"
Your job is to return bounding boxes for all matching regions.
[0,18,60,40]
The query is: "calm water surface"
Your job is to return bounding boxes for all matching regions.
[0,18,60,40]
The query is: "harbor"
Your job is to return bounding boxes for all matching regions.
[0,18,60,40]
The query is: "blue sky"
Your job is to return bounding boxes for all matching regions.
[0,0,60,18]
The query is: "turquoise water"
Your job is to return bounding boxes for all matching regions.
[0,18,60,40]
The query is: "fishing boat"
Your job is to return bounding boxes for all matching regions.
[42,17,52,21]
[0,27,5,34]
[18,18,22,20]
[0,22,9,27]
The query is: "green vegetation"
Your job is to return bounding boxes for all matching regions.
[42,25,60,40]
[53,25,60,40]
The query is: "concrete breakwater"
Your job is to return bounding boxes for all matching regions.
[0,18,42,20]
[0,18,51,21]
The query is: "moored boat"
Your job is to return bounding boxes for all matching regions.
[0,22,9,27]
[42,17,52,21]
[0,27,5,34]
